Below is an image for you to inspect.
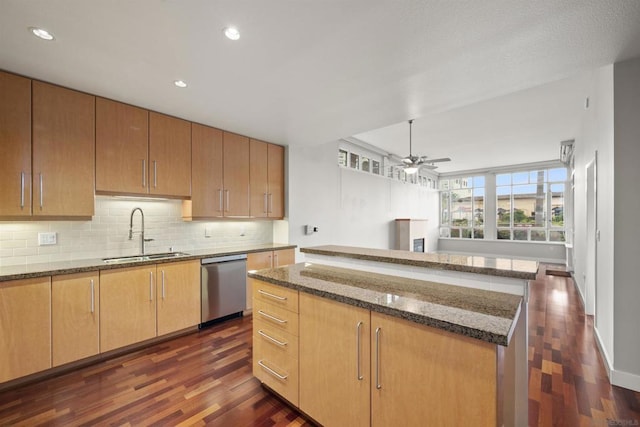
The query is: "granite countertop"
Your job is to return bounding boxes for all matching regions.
[301,245,538,280]
[248,262,523,346]
[0,243,296,282]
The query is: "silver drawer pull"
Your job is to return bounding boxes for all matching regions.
[258,289,287,301]
[258,360,288,380]
[258,330,288,347]
[258,310,287,324]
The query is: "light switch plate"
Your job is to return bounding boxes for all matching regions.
[38,232,57,246]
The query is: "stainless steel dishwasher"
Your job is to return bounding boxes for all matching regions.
[201,254,247,326]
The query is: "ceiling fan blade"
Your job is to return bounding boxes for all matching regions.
[425,157,451,163]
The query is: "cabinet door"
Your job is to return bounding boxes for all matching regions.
[95,98,149,195]
[149,112,191,198]
[267,143,285,218]
[0,277,51,383]
[32,81,95,217]
[156,260,200,336]
[273,248,295,267]
[249,139,269,218]
[299,293,370,427]
[100,266,157,352]
[52,272,99,367]
[189,123,224,218]
[0,71,31,217]
[370,312,497,426]
[222,131,250,217]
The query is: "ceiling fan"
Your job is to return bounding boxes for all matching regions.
[399,119,451,174]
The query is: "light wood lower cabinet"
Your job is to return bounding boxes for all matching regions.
[100,265,157,352]
[0,277,51,383]
[299,293,370,427]
[52,272,100,367]
[156,260,201,336]
[252,280,299,406]
[246,248,295,310]
[370,312,497,427]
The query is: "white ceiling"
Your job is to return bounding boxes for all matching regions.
[2,1,640,173]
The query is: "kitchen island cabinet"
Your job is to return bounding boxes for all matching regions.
[52,272,100,367]
[246,248,295,310]
[249,262,527,426]
[0,277,51,383]
[0,71,31,217]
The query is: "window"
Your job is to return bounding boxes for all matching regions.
[496,168,566,242]
[349,153,359,170]
[338,149,348,167]
[372,160,380,175]
[361,157,370,172]
[439,176,484,239]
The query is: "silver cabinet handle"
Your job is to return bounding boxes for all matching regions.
[258,330,288,347]
[161,270,165,299]
[39,173,43,209]
[90,279,95,313]
[20,172,25,209]
[356,321,363,380]
[258,310,287,324]
[149,271,154,301]
[218,189,223,212]
[153,160,157,188]
[257,289,287,301]
[258,360,288,380]
[263,193,268,213]
[268,193,273,213]
[225,189,230,212]
[375,327,382,389]
[142,159,146,188]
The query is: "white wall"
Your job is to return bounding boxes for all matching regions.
[0,196,275,266]
[612,57,640,389]
[288,141,440,259]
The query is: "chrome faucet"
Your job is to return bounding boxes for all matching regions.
[129,207,154,255]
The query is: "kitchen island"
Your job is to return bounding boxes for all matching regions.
[248,261,528,426]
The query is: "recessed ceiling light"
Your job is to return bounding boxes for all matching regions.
[174,80,188,88]
[223,27,240,41]
[29,27,55,41]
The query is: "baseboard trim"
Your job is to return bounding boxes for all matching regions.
[611,369,640,392]
[593,326,613,379]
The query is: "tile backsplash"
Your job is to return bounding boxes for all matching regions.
[0,196,277,267]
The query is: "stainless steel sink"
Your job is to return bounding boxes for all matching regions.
[102,252,190,264]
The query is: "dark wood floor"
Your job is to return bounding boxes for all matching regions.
[0,267,638,426]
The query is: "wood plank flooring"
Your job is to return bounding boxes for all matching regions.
[0,266,638,426]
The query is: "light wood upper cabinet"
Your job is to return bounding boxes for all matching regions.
[250,139,284,218]
[156,260,200,336]
[0,277,51,383]
[100,265,157,352]
[186,123,224,218]
[95,98,149,195]
[32,81,95,217]
[149,112,192,198]
[223,131,250,217]
[299,293,370,427]
[0,71,31,217]
[52,272,100,367]
[370,311,497,427]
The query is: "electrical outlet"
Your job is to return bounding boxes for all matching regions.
[38,232,57,246]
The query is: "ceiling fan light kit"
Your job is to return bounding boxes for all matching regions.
[398,119,451,174]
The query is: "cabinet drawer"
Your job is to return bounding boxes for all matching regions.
[253,338,299,406]
[252,280,298,313]
[253,299,299,336]
[254,319,299,360]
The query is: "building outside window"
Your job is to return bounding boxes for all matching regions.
[439,176,484,239]
[496,168,566,242]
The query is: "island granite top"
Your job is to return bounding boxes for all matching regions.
[0,243,296,282]
[301,245,538,280]
[248,262,523,346]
